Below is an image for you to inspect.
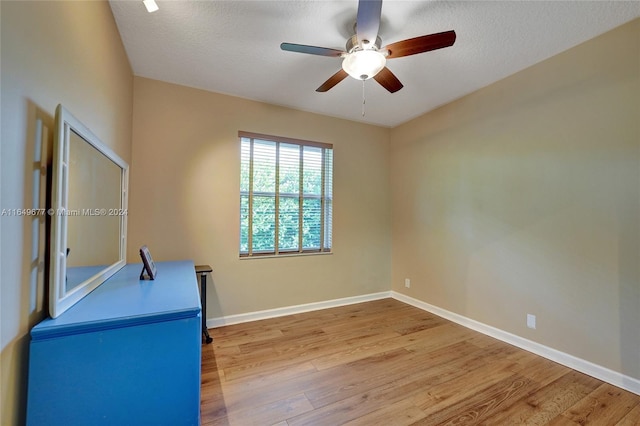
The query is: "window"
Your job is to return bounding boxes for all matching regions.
[240,132,333,257]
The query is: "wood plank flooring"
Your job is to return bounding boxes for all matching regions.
[200,298,640,425]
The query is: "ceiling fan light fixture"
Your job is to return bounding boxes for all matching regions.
[341,50,386,81]
[143,0,159,13]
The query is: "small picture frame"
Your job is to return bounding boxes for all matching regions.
[139,245,157,280]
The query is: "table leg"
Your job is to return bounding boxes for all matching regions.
[200,273,213,344]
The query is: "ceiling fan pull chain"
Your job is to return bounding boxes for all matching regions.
[362,79,366,117]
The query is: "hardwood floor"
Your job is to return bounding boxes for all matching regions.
[200,299,640,425]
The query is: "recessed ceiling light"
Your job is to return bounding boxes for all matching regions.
[143,0,159,13]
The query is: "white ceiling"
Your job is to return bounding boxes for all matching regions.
[110,1,639,127]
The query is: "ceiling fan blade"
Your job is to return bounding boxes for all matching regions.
[316,69,349,92]
[384,30,456,59]
[280,43,345,57]
[373,67,403,93]
[356,0,382,47]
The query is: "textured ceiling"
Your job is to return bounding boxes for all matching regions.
[110,1,639,127]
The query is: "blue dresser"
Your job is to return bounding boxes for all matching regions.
[26,260,202,425]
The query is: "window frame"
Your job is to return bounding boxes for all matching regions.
[239,131,333,258]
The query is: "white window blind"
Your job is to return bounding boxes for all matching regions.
[240,132,333,257]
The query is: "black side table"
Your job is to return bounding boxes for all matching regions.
[195,265,213,344]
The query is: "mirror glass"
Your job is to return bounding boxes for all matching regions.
[65,130,123,291]
[50,105,128,318]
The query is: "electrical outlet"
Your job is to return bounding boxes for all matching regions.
[527,314,536,329]
[404,278,411,288]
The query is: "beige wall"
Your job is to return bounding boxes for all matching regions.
[0,2,133,424]
[390,19,639,379]
[128,77,392,317]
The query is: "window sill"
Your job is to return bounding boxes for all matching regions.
[239,251,333,260]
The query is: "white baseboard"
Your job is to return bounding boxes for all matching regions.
[206,291,391,328]
[391,291,640,396]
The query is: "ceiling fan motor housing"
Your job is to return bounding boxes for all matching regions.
[346,34,383,53]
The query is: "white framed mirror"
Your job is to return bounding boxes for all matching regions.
[50,105,129,318]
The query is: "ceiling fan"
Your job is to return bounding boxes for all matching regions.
[280,0,456,93]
